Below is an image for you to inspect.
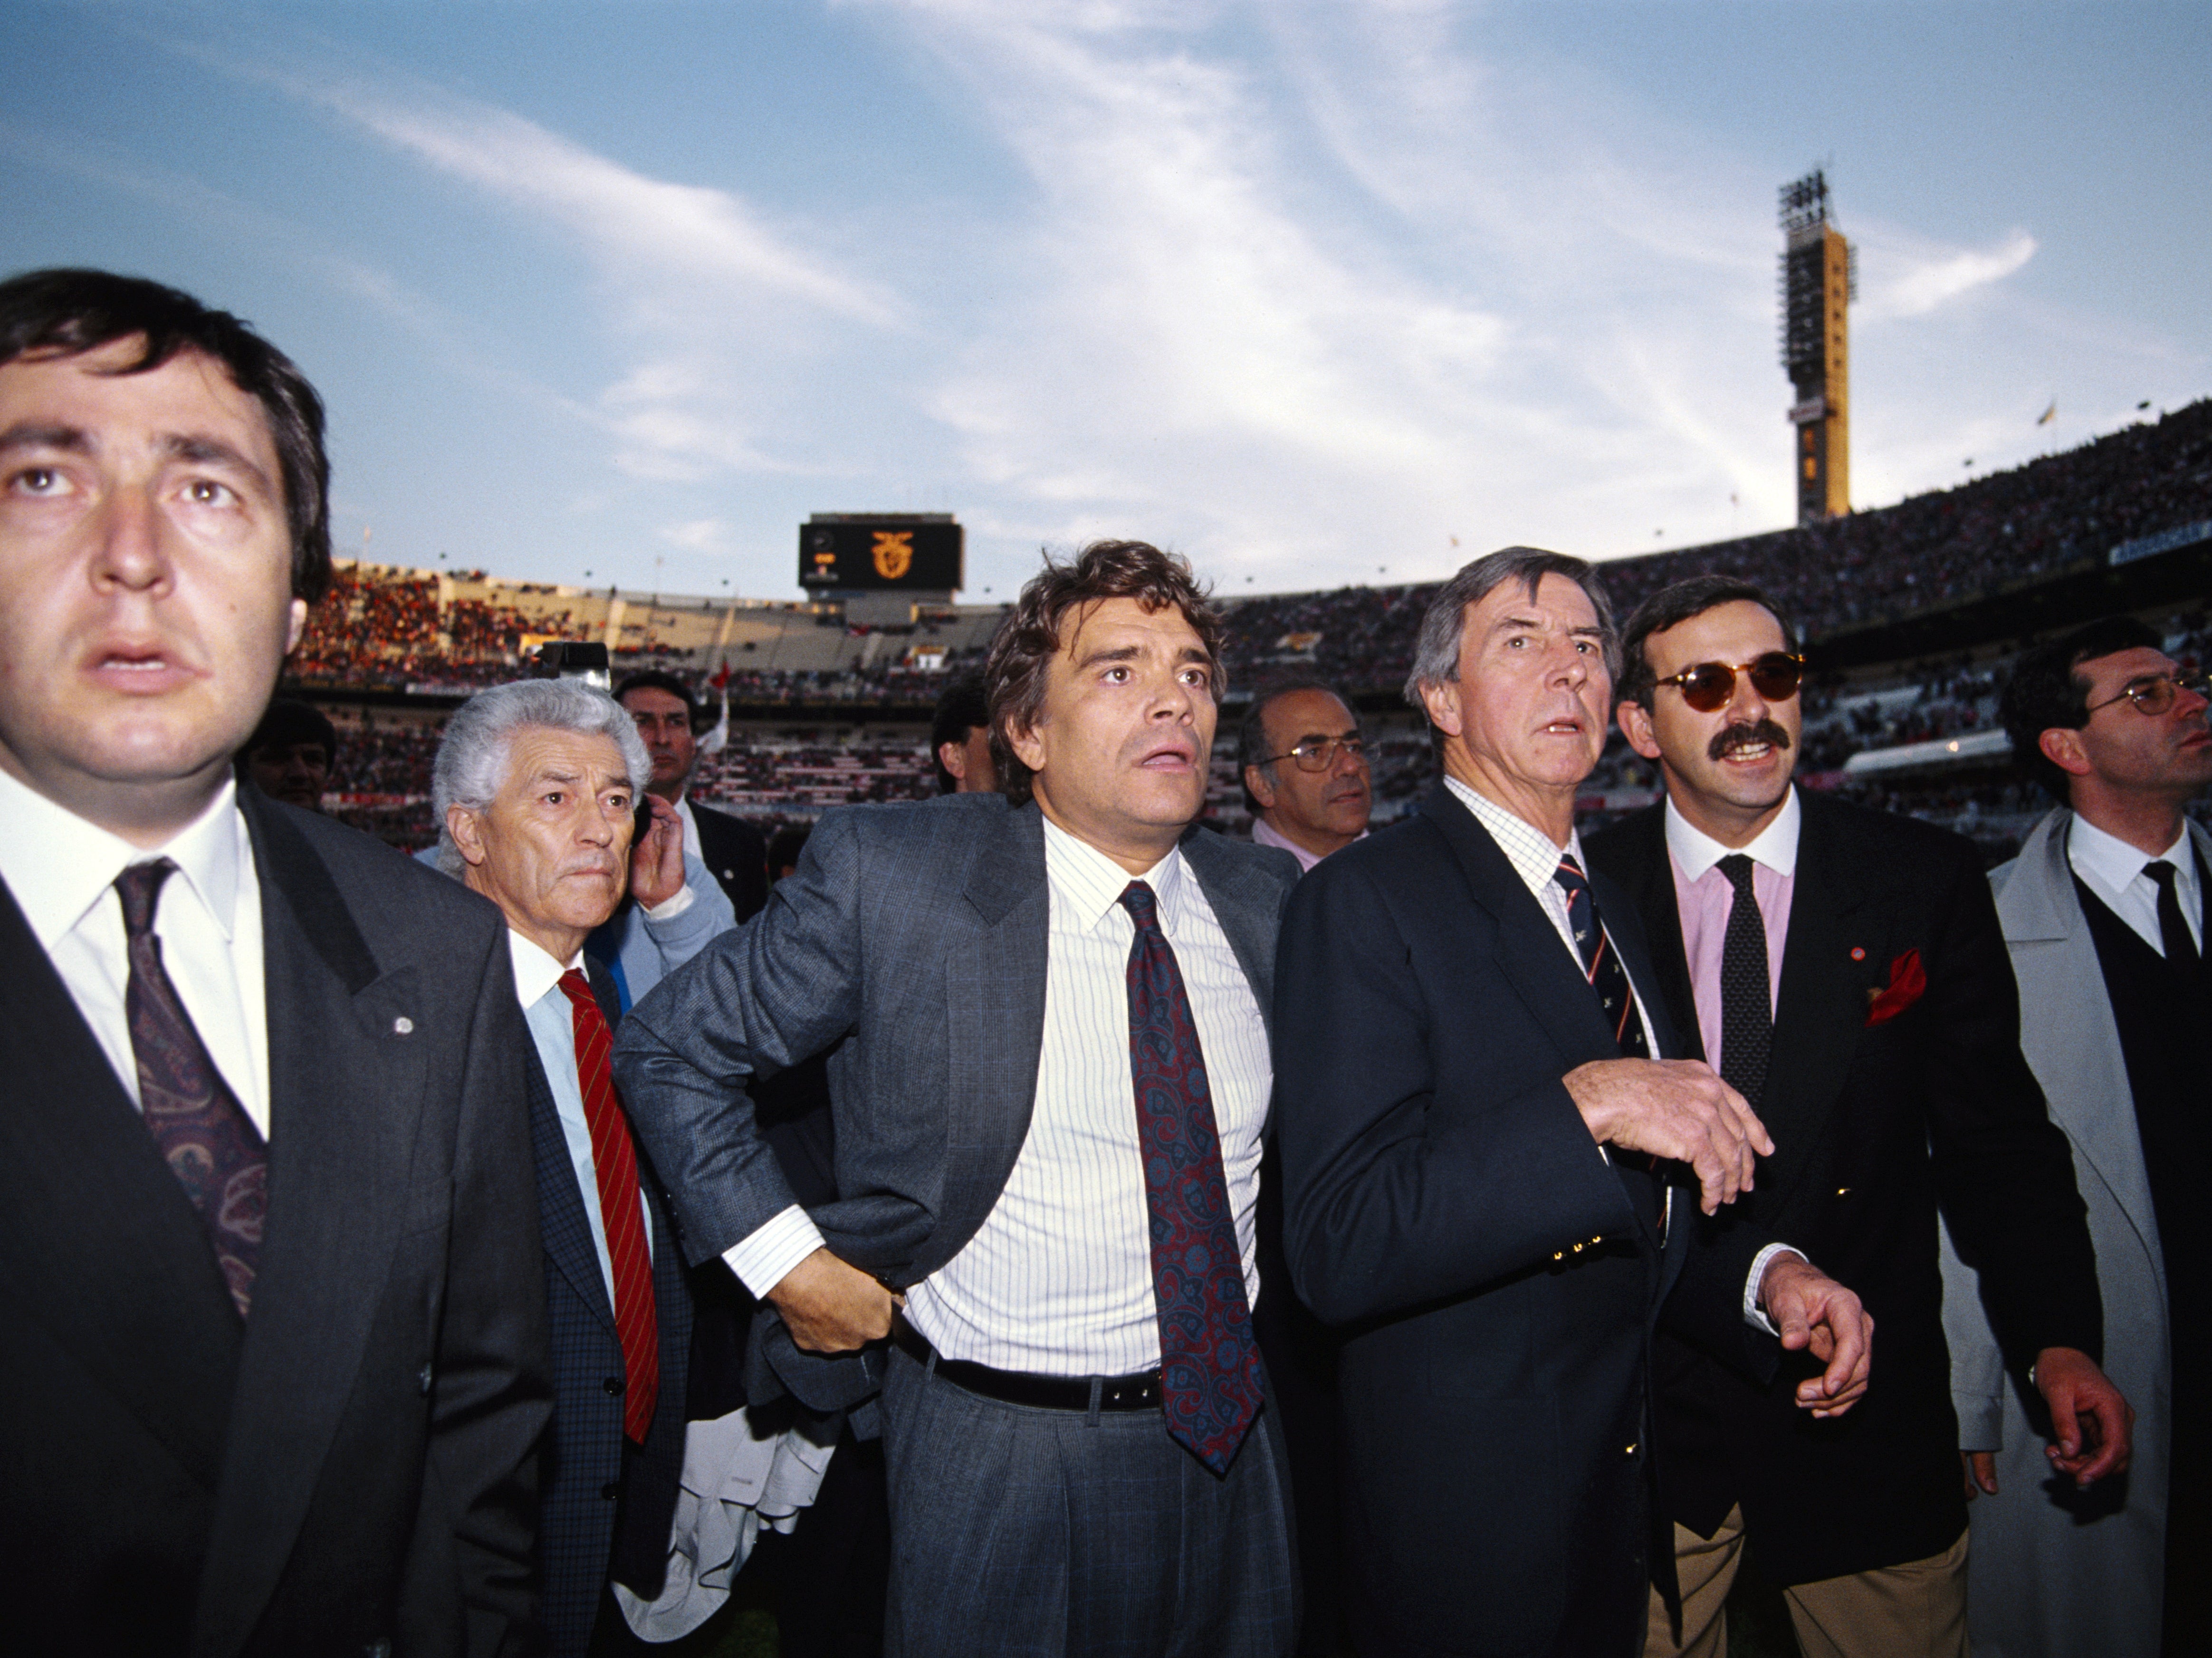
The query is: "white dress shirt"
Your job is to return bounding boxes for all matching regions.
[0,768,271,1136]
[2068,814,2203,958]
[723,816,1274,1378]
[1439,776,1793,1329]
[509,931,651,1307]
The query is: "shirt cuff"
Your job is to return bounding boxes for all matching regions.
[723,1205,828,1300]
[1743,1243,1805,1335]
[642,882,696,921]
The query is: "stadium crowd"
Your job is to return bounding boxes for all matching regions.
[9,266,2209,1658]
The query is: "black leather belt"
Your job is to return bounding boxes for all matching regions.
[891,1314,1162,1411]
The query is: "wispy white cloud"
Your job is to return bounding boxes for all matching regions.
[1858,227,2037,321]
[660,517,732,552]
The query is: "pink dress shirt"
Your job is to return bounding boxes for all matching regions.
[1664,789,1800,1079]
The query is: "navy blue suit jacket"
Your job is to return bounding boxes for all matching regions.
[1274,785,1771,1658]
[522,966,693,1658]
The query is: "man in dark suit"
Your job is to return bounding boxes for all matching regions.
[614,541,1304,1657]
[1274,547,1873,1658]
[0,268,549,1655]
[1587,575,2125,1657]
[616,670,766,920]
[437,678,702,1658]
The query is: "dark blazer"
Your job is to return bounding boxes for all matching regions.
[521,962,694,1658]
[0,789,551,1658]
[1274,784,1770,1658]
[1586,792,2102,1585]
[613,793,1300,1292]
[690,801,767,924]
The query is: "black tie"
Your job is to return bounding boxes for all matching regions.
[1717,855,1773,1105]
[1552,855,1649,1059]
[2145,861,2200,968]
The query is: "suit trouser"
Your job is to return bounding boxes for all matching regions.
[1643,1505,1968,1658]
[877,1343,1297,1658]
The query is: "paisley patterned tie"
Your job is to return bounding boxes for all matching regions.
[115,860,267,1320]
[1120,880,1263,1476]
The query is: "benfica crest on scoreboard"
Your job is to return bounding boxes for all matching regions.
[799,513,963,593]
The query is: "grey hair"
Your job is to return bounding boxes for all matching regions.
[1401,546,1622,710]
[431,678,653,876]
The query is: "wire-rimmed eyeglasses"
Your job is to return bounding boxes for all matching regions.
[2086,668,2212,717]
[1260,736,1369,773]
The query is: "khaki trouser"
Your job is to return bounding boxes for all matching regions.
[1644,1504,1969,1658]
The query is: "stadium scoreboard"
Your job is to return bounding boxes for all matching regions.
[799,513,964,593]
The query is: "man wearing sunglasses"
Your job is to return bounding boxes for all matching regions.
[1941,616,2212,1658]
[1589,575,2120,1658]
[1238,681,1371,872]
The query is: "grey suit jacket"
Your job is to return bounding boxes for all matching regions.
[613,794,1300,1291]
[0,789,551,1658]
[1939,805,2201,1658]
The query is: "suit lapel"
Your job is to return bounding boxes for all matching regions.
[1603,807,1703,1063]
[525,1042,619,1332]
[1758,797,1873,1212]
[1180,826,1284,1038]
[0,874,244,1492]
[195,795,433,1656]
[938,803,1051,1255]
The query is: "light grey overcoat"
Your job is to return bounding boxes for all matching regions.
[1939,805,2208,1658]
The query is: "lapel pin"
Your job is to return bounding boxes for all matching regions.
[1849,947,1866,961]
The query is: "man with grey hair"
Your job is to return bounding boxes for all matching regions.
[1238,680,1371,872]
[1273,546,1873,1657]
[436,678,704,1658]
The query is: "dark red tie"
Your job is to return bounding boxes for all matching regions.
[557,969,660,1443]
[115,860,268,1320]
[1120,881,1264,1476]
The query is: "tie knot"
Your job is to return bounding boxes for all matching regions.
[114,859,179,937]
[556,967,598,1014]
[1120,880,1160,931]
[1552,855,1587,897]
[1719,853,1758,895]
[2145,860,2182,894]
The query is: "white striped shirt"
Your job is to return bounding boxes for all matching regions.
[902,816,1272,1374]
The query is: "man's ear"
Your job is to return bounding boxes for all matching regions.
[447,804,490,869]
[1418,678,1464,740]
[2038,726,2094,779]
[1617,698,1664,762]
[1244,765,1277,811]
[938,739,969,782]
[1008,714,1048,776]
[284,596,307,655]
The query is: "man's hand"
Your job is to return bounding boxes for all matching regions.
[768,1247,900,1353]
[1758,1253,1873,1418]
[2035,1345,2133,1487]
[1961,1451,1999,1500]
[630,793,687,909]
[1564,1057,1775,1214]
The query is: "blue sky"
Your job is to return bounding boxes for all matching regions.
[5,1,2204,601]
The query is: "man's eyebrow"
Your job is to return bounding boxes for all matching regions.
[1074,643,1142,669]
[1567,625,1606,640]
[1488,611,1545,633]
[0,421,90,458]
[163,433,277,496]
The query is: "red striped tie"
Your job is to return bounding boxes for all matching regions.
[557,969,660,1443]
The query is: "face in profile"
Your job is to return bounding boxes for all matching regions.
[0,338,304,833]
[1011,596,1217,864]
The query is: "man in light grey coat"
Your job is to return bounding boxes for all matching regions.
[613,541,1302,1658]
[1943,615,2208,1658]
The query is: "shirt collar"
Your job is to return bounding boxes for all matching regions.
[1442,774,1584,900]
[1664,786,1801,883]
[507,928,581,1009]
[1040,812,1186,935]
[0,766,246,950]
[1251,814,1334,872]
[2068,811,2193,893]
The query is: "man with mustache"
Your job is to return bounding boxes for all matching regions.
[1587,575,2124,1658]
[438,677,699,1658]
[1942,617,2212,1658]
[613,541,1304,1656]
[1274,548,1872,1658]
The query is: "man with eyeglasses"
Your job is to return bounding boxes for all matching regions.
[1587,574,2122,1658]
[1939,616,2212,1658]
[1238,681,1371,872]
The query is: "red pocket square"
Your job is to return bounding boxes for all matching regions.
[1865,948,1926,1026]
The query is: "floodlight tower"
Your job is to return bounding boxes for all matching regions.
[1779,170,1856,524]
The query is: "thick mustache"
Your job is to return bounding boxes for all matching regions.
[1708,719,1794,762]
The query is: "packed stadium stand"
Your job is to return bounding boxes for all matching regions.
[288,399,2211,859]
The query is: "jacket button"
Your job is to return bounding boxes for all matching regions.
[603,1376,625,1396]
[602,1481,621,1501]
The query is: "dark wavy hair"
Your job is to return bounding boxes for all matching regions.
[0,268,331,604]
[985,540,1225,805]
[2000,616,2164,802]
